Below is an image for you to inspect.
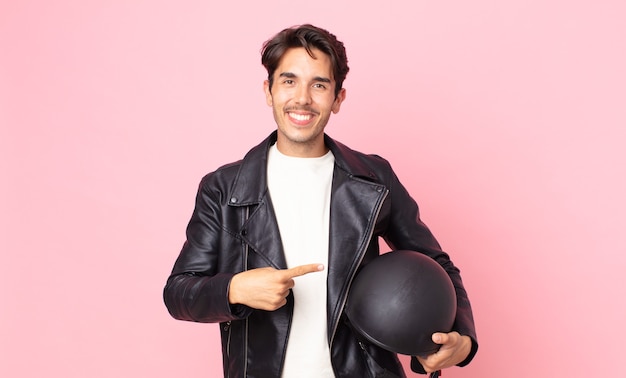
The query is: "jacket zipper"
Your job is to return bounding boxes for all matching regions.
[329,187,389,348]
[225,320,232,377]
[243,207,250,378]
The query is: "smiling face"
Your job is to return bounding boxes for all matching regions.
[264,47,346,157]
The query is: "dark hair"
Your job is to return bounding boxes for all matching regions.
[261,24,349,97]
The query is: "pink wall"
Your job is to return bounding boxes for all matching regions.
[2,1,625,377]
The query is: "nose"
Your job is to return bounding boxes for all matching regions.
[294,85,312,105]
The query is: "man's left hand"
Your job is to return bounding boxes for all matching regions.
[416,332,472,374]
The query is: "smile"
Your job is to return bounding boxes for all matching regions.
[288,113,313,121]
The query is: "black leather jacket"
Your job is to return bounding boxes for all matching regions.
[164,132,477,377]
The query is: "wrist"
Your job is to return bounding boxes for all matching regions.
[227,274,241,305]
[457,335,478,367]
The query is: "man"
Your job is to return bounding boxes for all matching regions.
[164,24,478,377]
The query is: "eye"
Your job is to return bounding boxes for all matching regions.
[313,83,326,89]
[283,79,295,85]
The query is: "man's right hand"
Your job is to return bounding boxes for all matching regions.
[228,264,324,311]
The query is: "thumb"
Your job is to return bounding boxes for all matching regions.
[432,333,447,345]
[285,263,324,278]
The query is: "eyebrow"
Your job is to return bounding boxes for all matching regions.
[278,72,332,83]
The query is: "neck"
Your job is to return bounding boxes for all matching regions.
[275,138,328,158]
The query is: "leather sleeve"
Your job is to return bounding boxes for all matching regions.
[163,175,253,323]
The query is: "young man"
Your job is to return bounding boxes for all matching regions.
[164,24,478,377]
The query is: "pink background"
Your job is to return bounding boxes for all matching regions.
[2,1,625,377]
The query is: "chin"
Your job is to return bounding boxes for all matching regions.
[280,128,312,142]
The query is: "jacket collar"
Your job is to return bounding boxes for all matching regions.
[229,131,378,206]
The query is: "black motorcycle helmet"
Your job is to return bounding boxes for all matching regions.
[345,250,457,356]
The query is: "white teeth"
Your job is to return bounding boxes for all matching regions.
[289,113,312,121]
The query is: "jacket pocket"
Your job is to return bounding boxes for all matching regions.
[358,341,402,378]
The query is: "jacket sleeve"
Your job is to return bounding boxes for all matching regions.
[380,168,478,371]
[163,176,253,323]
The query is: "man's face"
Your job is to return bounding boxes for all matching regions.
[264,47,346,157]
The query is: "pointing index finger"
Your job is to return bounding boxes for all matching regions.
[284,264,324,278]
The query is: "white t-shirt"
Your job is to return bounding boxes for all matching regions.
[267,144,335,378]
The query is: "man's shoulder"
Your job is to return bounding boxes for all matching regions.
[199,159,243,186]
[327,136,392,175]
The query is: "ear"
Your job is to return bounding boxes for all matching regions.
[263,80,273,106]
[331,87,346,114]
